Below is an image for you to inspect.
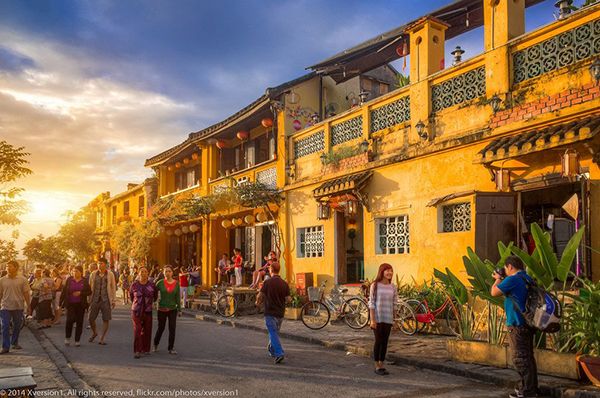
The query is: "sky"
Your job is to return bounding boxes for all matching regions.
[0,0,568,252]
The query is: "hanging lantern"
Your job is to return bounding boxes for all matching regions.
[292,120,302,131]
[165,229,173,236]
[181,225,190,234]
[183,158,190,165]
[261,118,273,128]
[562,149,580,177]
[244,215,255,224]
[345,199,359,217]
[175,162,182,169]
[495,169,511,192]
[256,212,268,223]
[216,140,226,149]
[167,165,174,172]
[221,219,232,229]
[317,202,330,220]
[236,130,249,141]
[174,229,182,236]
[191,152,199,161]
[189,224,199,233]
[232,218,243,226]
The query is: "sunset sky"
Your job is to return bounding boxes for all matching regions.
[0,0,560,252]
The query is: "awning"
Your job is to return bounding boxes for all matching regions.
[426,190,478,207]
[313,171,372,198]
[476,117,600,164]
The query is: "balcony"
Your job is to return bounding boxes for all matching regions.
[209,159,278,194]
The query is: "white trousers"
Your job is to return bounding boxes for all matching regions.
[234,267,242,286]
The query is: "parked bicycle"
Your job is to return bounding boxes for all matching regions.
[300,281,369,330]
[209,283,237,318]
[404,281,460,335]
[359,279,418,336]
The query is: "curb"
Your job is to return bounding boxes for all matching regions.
[184,311,600,398]
[28,323,101,397]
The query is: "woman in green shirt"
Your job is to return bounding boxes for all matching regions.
[153,265,180,354]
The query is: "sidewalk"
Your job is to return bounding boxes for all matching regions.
[182,308,600,398]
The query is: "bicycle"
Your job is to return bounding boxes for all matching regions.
[300,281,369,330]
[404,282,460,335]
[209,283,237,318]
[359,279,418,336]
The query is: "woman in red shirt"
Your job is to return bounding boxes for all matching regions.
[178,268,189,309]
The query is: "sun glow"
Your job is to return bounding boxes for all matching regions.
[21,191,90,224]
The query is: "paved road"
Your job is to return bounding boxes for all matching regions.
[38,305,509,398]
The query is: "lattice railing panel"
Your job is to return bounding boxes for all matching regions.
[432,67,486,112]
[331,115,363,146]
[294,130,325,158]
[370,96,410,133]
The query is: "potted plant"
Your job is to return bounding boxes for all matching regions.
[284,288,303,320]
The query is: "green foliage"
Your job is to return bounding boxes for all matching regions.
[396,73,410,89]
[0,141,32,226]
[287,288,303,308]
[433,267,468,306]
[395,276,446,311]
[321,145,362,166]
[560,277,600,356]
[511,223,585,289]
[22,234,68,266]
[462,243,512,308]
[488,304,506,345]
[111,220,161,263]
[58,206,98,262]
[0,239,18,264]
[232,180,282,209]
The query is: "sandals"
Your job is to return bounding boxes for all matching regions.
[88,334,98,343]
[374,368,389,376]
[98,341,107,345]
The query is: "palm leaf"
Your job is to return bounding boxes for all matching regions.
[531,223,558,279]
[556,226,585,281]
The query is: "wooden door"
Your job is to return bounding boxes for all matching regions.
[475,193,517,263]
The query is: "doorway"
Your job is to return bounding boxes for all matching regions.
[334,206,364,284]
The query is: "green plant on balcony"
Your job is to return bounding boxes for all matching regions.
[395,73,410,89]
[321,145,362,167]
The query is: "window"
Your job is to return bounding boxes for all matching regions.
[297,226,324,258]
[112,206,117,225]
[376,215,410,254]
[441,202,471,232]
[96,210,103,228]
[138,196,144,217]
[123,201,130,216]
[175,166,200,191]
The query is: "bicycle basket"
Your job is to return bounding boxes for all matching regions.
[307,286,324,301]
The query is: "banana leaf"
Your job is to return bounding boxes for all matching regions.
[496,241,514,268]
[530,223,559,280]
[556,226,585,282]
[511,244,553,289]
[446,267,469,305]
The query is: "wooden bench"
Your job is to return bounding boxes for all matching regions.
[0,367,36,396]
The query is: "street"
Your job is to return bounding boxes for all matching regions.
[34,305,509,398]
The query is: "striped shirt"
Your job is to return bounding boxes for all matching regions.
[368,283,397,324]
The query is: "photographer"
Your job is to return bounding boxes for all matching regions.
[491,255,538,398]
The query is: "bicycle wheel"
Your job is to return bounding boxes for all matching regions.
[394,301,418,336]
[405,299,428,332]
[444,299,465,337]
[341,297,369,329]
[217,294,237,318]
[300,301,330,330]
[209,292,219,313]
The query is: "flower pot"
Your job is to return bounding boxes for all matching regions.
[577,355,600,386]
[284,307,302,320]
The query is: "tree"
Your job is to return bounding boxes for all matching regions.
[110,220,161,265]
[0,239,18,264]
[22,234,68,266]
[0,141,32,227]
[58,205,99,262]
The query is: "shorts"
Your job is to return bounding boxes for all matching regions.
[54,292,62,310]
[89,300,112,322]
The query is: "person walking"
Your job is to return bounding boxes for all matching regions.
[255,261,290,364]
[153,265,180,355]
[232,248,243,287]
[37,269,55,329]
[27,268,42,318]
[368,263,397,376]
[120,269,132,305]
[491,255,538,398]
[51,268,64,325]
[88,258,116,345]
[0,261,31,354]
[178,267,189,309]
[130,266,157,359]
[60,265,91,347]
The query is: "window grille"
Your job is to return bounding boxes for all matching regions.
[441,202,471,232]
[298,226,324,258]
[376,216,410,254]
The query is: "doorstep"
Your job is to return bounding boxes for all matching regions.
[181,308,600,398]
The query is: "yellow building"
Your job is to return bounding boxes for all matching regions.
[285,1,600,288]
[90,179,158,265]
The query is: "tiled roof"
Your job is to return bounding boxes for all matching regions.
[313,171,373,198]
[477,117,600,164]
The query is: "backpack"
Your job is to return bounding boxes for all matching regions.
[513,274,562,333]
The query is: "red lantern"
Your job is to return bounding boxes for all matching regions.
[175,162,182,169]
[191,152,199,160]
[237,130,249,141]
[167,165,174,172]
[216,140,226,149]
[183,158,190,165]
[292,120,302,131]
[261,118,273,128]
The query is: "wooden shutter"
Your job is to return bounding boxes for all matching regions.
[475,193,517,263]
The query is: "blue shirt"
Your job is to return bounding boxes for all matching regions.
[497,271,532,327]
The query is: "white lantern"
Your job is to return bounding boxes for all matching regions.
[174,229,182,236]
[165,229,173,236]
[189,224,199,233]
[256,212,267,223]
[244,215,255,224]
[232,218,243,226]
[221,219,232,228]
[182,225,190,234]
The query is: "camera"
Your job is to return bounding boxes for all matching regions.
[494,268,506,279]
